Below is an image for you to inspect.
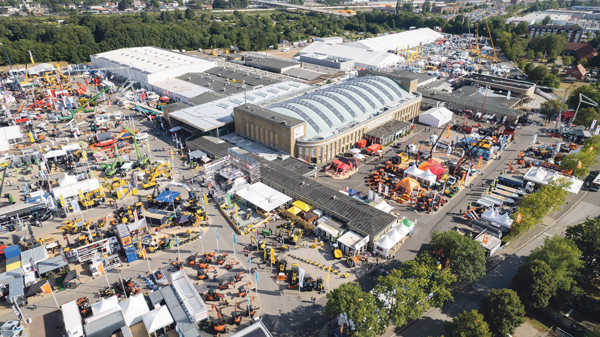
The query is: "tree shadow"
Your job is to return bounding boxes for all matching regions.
[392,314,447,337]
[261,301,329,337]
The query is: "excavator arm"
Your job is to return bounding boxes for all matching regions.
[122,125,149,168]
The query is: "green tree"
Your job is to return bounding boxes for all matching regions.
[517,58,527,71]
[510,260,556,310]
[399,253,456,307]
[543,74,560,88]
[374,270,429,327]
[526,236,584,294]
[184,8,195,20]
[422,0,431,13]
[524,62,535,74]
[480,289,526,337]
[574,107,600,128]
[563,55,575,66]
[430,230,486,283]
[529,65,549,81]
[535,51,544,60]
[562,148,597,178]
[526,49,535,60]
[512,180,570,232]
[444,310,492,337]
[565,218,600,277]
[542,15,551,25]
[586,325,600,337]
[539,99,562,117]
[584,135,600,155]
[324,282,387,337]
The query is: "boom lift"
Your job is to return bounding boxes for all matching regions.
[122,125,149,169]
[60,86,110,121]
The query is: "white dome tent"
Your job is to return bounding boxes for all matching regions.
[418,107,453,127]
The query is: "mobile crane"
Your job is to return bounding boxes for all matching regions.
[60,86,110,121]
[122,125,149,169]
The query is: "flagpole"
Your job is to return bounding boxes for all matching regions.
[145,251,152,276]
[118,269,128,299]
[49,286,60,309]
[103,268,110,287]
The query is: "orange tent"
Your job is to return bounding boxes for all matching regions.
[395,177,420,194]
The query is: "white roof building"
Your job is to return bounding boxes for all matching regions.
[169,81,312,133]
[235,182,292,212]
[505,11,573,25]
[345,28,444,52]
[90,47,216,90]
[300,42,404,70]
[0,125,23,151]
[418,106,453,127]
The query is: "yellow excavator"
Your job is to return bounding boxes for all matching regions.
[59,219,93,235]
[142,162,172,189]
[79,187,105,208]
[251,236,265,251]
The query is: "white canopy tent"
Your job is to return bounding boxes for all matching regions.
[404,166,436,186]
[44,149,67,160]
[52,178,100,200]
[142,305,174,334]
[374,201,394,213]
[316,223,339,240]
[235,182,292,212]
[418,107,453,127]
[373,220,415,257]
[0,126,22,151]
[61,143,81,152]
[91,296,120,316]
[119,294,150,326]
[58,174,79,187]
[481,208,513,230]
[523,167,583,194]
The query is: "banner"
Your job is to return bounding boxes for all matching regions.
[595,125,600,135]
[270,247,275,265]
[227,194,231,208]
[255,270,259,285]
[298,266,306,288]
[477,156,482,169]
[591,119,597,130]
[578,160,582,169]
[233,233,237,245]
[446,125,450,139]
[216,228,219,241]
[516,213,522,224]
[532,134,537,144]
[141,248,147,260]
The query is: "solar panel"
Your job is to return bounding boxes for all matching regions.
[296,99,334,127]
[337,87,376,109]
[353,82,389,104]
[255,92,268,97]
[321,92,359,118]
[267,88,279,94]
[229,98,243,105]
[216,102,229,109]
[277,86,291,91]
[359,79,396,101]
[283,103,321,133]
[246,95,256,101]
[306,95,346,123]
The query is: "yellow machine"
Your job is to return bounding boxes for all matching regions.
[112,178,138,199]
[79,187,104,208]
[251,236,265,251]
[245,209,252,220]
[60,219,93,235]
[142,162,172,189]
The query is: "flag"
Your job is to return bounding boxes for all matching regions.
[477,156,482,169]
[216,228,219,241]
[413,135,417,145]
[270,247,275,264]
[141,248,147,260]
[28,49,35,64]
[98,263,105,275]
[226,193,231,208]
[249,257,252,269]
[446,126,450,139]
[255,270,259,285]
[235,203,238,219]
[298,267,305,288]
[29,257,36,272]
[41,281,52,294]
[326,264,331,284]
[591,119,597,130]
[133,209,138,222]
[578,160,582,169]
[203,194,208,205]
[133,173,138,186]
[507,90,511,100]
[233,233,237,245]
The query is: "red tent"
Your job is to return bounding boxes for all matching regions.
[332,160,353,173]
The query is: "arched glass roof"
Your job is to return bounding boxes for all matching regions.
[269,76,411,139]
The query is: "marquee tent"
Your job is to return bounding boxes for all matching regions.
[418,160,447,181]
[155,190,181,203]
[418,107,453,127]
[481,208,513,230]
[373,219,416,257]
[91,296,120,316]
[142,305,174,334]
[523,167,583,194]
[404,166,436,186]
[235,182,292,212]
[395,177,420,194]
[119,294,150,326]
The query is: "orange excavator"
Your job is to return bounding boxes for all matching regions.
[211,304,227,332]
[234,271,245,283]
[247,297,257,318]
[187,254,197,267]
[198,266,216,280]
[232,301,242,325]
[218,279,233,290]
[198,256,212,269]
[238,282,251,297]
[171,260,183,271]
[216,253,229,265]
[205,288,225,302]
[225,261,239,270]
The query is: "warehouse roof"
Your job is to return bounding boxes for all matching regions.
[419,88,524,119]
[245,57,301,72]
[345,28,443,52]
[92,47,215,75]
[259,162,397,239]
[300,42,402,68]
[269,76,414,140]
[170,81,311,132]
[186,136,236,159]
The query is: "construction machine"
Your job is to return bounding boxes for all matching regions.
[142,162,172,189]
[205,289,224,302]
[232,302,242,325]
[233,271,245,283]
[60,86,110,121]
[118,278,141,297]
[289,263,299,288]
[218,279,233,290]
[225,261,239,270]
[315,277,324,294]
[197,266,215,280]
[101,145,123,177]
[303,274,313,292]
[238,282,251,297]
[187,255,197,267]
[77,297,92,318]
[122,125,149,169]
[211,304,227,333]
[198,255,213,269]
[100,286,116,298]
[251,236,265,251]
[215,253,228,265]
[171,260,183,271]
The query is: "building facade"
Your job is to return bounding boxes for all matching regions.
[528,25,583,43]
[234,75,422,164]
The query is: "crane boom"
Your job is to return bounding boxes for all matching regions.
[61,86,111,121]
[122,125,149,168]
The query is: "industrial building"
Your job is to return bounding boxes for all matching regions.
[233,75,422,163]
[90,47,216,94]
[528,25,583,43]
[459,74,536,98]
[506,11,574,25]
[345,28,444,52]
[298,42,404,70]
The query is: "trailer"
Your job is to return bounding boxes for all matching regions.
[471,219,504,238]
[491,189,519,199]
[481,196,504,206]
[486,193,515,205]
[497,174,524,188]
[496,184,525,196]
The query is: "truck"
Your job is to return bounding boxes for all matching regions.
[365,144,382,155]
[491,188,519,199]
[590,173,600,192]
[497,173,524,188]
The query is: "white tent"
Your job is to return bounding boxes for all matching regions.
[0,125,22,151]
[374,235,396,257]
[523,167,583,194]
[142,305,174,334]
[91,296,120,316]
[44,149,67,160]
[119,294,150,326]
[404,165,425,179]
[405,166,436,186]
[374,220,414,257]
[422,169,439,183]
[481,208,513,230]
[58,174,79,187]
[418,107,453,127]
[52,177,100,200]
[374,201,394,213]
